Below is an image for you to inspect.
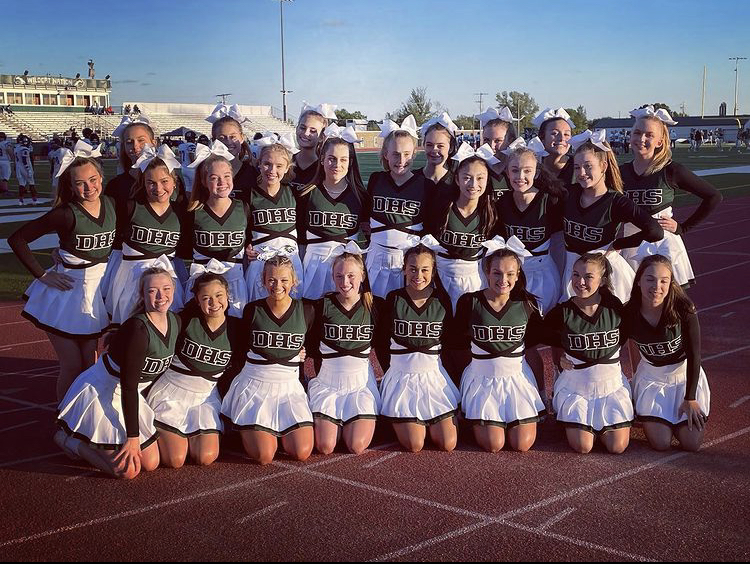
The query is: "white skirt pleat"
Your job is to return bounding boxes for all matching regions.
[186,256,247,318]
[301,240,340,300]
[435,255,483,311]
[147,368,223,436]
[366,243,405,299]
[523,252,561,316]
[307,356,381,425]
[632,359,710,425]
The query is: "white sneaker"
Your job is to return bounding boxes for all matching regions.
[17,199,24,206]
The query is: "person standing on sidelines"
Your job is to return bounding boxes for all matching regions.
[0,132,11,194]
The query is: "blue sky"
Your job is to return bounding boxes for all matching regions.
[3,0,750,121]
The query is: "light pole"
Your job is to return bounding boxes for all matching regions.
[279,0,294,123]
[729,57,747,116]
[474,92,487,131]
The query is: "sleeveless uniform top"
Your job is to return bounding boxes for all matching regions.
[367,171,427,241]
[544,292,624,368]
[123,200,181,258]
[489,169,509,198]
[378,288,453,356]
[171,312,237,381]
[496,191,562,254]
[454,292,543,359]
[619,162,675,215]
[290,155,317,192]
[190,199,248,262]
[563,185,624,254]
[59,196,116,264]
[247,184,297,247]
[243,299,313,366]
[438,203,486,260]
[301,185,369,246]
[312,294,378,360]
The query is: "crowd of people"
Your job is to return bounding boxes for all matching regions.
[5,101,722,478]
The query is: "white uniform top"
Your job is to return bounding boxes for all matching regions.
[49,148,65,177]
[0,140,11,162]
[15,146,32,171]
[177,142,196,168]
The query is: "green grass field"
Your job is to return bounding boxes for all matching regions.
[1,146,748,301]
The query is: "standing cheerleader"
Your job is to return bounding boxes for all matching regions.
[106,114,156,206]
[375,244,460,452]
[418,112,459,195]
[221,255,315,464]
[183,140,251,317]
[532,108,575,184]
[624,255,710,451]
[560,130,663,303]
[107,145,185,325]
[476,106,517,196]
[299,124,370,299]
[426,142,498,310]
[9,144,114,400]
[55,267,178,478]
[306,249,382,454]
[292,101,338,191]
[620,106,722,286]
[496,138,564,314]
[545,253,633,454]
[147,271,242,467]
[455,247,546,452]
[206,103,256,202]
[244,133,304,301]
[367,115,428,298]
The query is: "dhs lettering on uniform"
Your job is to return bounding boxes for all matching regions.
[506,225,546,243]
[252,330,305,350]
[324,323,373,342]
[393,320,442,339]
[473,324,526,342]
[627,189,663,207]
[75,229,116,251]
[568,330,619,351]
[181,339,232,367]
[195,230,245,248]
[142,355,174,375]
[564,219,604,243]
[636,336,681,357]
[252,208,296,226]
[130,225,180,247]
[440,230,485,248]
[308,210,358,230]
[372,196,420,217]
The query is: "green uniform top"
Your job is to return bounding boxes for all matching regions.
[59,195,117,263]
[619,161,676,216]
[187,199,249,261]
[121,199,181,258]
[308,294,381,361]
[299,185,370,247]
[367,171,427,236]
[489,169,509,198]
[173,307,241,380]
[241,298,315,366]
[495,191,563,253]
[437,203,486,260]
[247,184,298,246]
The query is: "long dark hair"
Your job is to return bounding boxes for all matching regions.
[626,254,696,325]
[442,156,496,237]
[423,123,458,172]
[55,157,105,207]
[482,249,539,312]
[573,252,614,296]
[573,140,623,192]
[505,147,565,199]
[211,116,251,161]
[300,137,365,198]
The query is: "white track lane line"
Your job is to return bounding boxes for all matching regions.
[0,396,56,412]
[730,396,750,408]
[236,501,288,524]
[697,296,750,313]
[536,507,577,531]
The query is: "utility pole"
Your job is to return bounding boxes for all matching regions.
[474,92,487,130]
[216,93,232,105]
[729,57,747,116]
[701,66,706,118]
[680,102,687,116]
[279,0,294,122]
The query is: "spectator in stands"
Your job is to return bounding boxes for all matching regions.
[197,134,210,147]
[82,128,93,146]
[6,104,13,115]
[133,104,140,114]
[124,104,131,114]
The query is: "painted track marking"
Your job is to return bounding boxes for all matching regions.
[236,501,288,523]
[0,420,37,433]
[730,396,750,408]
[721,311,736,318]
[697,295,750,313]
[0,452,64,469]
[703,345,750,362]
[363,451,401,468]
[697,260,750,278]
[0,339,50,352]
[536,507,577,531]
[691,234,750,251]
[0,395,56,412]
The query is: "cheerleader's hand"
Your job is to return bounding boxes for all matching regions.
[678,399,706,431]
[39,271,75,291]
[558,356,574,371]
[299,347,307,362]
[245,244,259,261]
[113,437,142,477]
[658,216,679,233]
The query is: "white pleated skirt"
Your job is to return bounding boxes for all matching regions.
[23,259,110,339]
[57,356,157,449]
[308,356,381,425]
[100,249,122,301]
[435,255,483,311]
[553,359,634,433]
[366,243,405,299]
[187,257,247,318]
[221,361,313,436]
[523,252,561,316]
[147,368,223,436]
[380,352,460,424]
[460,356,545,427]
[632,359,711,425]
[301,240,340,300]
[561,249,635,304]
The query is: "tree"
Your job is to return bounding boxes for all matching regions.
[564,105,588,134]
[388,87,444,125]
[335,108,367,126]
[495,91,539,132]
[366,120,380,131]
[640,102,686,117]
[453,114,477,130]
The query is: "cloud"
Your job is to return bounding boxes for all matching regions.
[321,19,346,27]
[114,79,138,84]
[140,82,151,86]
[147,72,157,76]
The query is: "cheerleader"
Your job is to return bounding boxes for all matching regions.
[425,142,498,310]
[105,114,156,206]
[417,112,459,195]
[299,124,370,300]
[55,267,179,478]
[560,130,663,303]
[107,144,185,325]
[532,108,575,185]
[221,255,315,464]
[306,249,382,454]
[623,254,709,451]
[545,253,633,454]
[620,106,722,286]
[206,103,256,202]
[495,137,564,314]
[147,271,242,467]
[455,247,546,452]
[244,133,304,301]
[366,115,428,298]
[374,244,460,452]
[9,144,114,400]
[476,106,516,196]
[293,101,337,191]
[183,140,251,317]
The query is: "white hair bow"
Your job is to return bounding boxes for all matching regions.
[378,115,419,139]
[532,108,574,129]
[186,258,231,291]
[323,240,369,262]
[299,101,338,120]
[420,112,459,138]
[570,129,611,153]
[113,114,152,137]
[323,123,362,144]
[146,254,178,278]
[629,105,678,126]
[501,136,549,158]
[476,106,515,128]
[188,140,236,169]
[132,144,182,173]
[396,234,443,252]
[55,140,102,178]
[482,236,532,263]
[255,131,300,155]
[205,103,247,124]
[257,244,299,262]
[452,142,501,166]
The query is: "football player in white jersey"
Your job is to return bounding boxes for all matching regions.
[177,130,197,193]
[0,132,12,194]
[48,137,65,198]
[14,135,37,205]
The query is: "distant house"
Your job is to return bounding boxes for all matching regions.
[592,115,750,142]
